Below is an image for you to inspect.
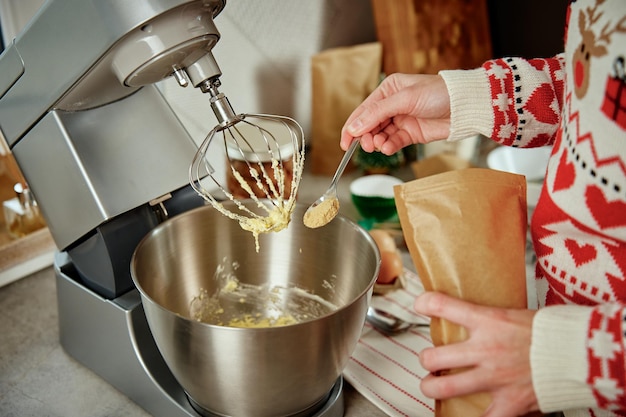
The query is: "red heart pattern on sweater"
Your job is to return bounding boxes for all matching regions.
[564,238,598,266]
[553,151,576,192]
[585,185,626,229]
[525,83,560,125]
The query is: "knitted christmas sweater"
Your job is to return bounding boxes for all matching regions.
[439,0,626,415]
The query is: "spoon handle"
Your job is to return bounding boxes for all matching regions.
[328,140,360,190]
[366,307,429,333]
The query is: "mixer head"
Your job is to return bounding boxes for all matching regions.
[189,78,305,249]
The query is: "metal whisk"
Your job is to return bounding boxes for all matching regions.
[189,78,305,240]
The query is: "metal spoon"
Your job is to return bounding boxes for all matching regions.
[303,140,360,228]
[366,307,429,334]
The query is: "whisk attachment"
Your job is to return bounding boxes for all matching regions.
[189,79,305,250]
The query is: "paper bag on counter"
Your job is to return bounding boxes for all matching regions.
[411,153,473,179]
[394,168,528,417]
[310,42,382,175]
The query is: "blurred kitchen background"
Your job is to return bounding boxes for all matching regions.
[0,0,568,286]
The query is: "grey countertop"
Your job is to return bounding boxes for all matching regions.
[0,166,403,417]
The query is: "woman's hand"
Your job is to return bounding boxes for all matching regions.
[414,292,540,417]
[340,73,451,155]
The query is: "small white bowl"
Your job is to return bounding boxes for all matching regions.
[487,146,551,181]
[350,175,403,222]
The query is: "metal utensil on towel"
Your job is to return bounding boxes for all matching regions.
[366,307,429,334]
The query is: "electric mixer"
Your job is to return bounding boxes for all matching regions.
[0,1,341,415]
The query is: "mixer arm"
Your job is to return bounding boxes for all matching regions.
[0,0,227,148]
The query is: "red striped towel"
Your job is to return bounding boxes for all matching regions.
[344,269,435,416]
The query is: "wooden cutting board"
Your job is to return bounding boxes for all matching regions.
[0,151,55,274]
[371,0,493,75]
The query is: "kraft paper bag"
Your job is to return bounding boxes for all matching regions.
[394,168,529,417]
[310,42,382,175]
[411,153,473,179]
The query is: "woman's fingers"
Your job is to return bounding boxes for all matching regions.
[340,74,450,151]
[419,343,478,373]
[414,291,539,416]
[420,366,495,399]
[414,291,485,331]
[422,373,539,417]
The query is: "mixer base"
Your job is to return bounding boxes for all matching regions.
[54,252,345,417]
[187,378,344,417]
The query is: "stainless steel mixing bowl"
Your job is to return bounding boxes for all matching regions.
[130,201,379,417]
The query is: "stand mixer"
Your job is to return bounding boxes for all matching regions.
[0,1,341,415]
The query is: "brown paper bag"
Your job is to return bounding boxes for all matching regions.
[310,42,382,175]
[394,168,528,417]
[411,153,474,179]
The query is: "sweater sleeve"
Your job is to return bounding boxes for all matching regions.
[438,68,494,141]
[532,303,626,413]
[439,55,566,147]
[531,304,597,412]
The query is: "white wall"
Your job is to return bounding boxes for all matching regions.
[159,0,377,143]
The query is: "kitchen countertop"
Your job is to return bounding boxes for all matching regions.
[0,164,407,417]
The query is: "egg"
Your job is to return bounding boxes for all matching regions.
[378,250,403,284]
[369,229,397,253]
[368,229,403,284]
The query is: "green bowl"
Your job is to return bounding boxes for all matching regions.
[350,175,403,222]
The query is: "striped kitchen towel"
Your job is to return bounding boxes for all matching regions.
[344,269,435,417]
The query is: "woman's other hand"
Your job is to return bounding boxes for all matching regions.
[414,291,540,417]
